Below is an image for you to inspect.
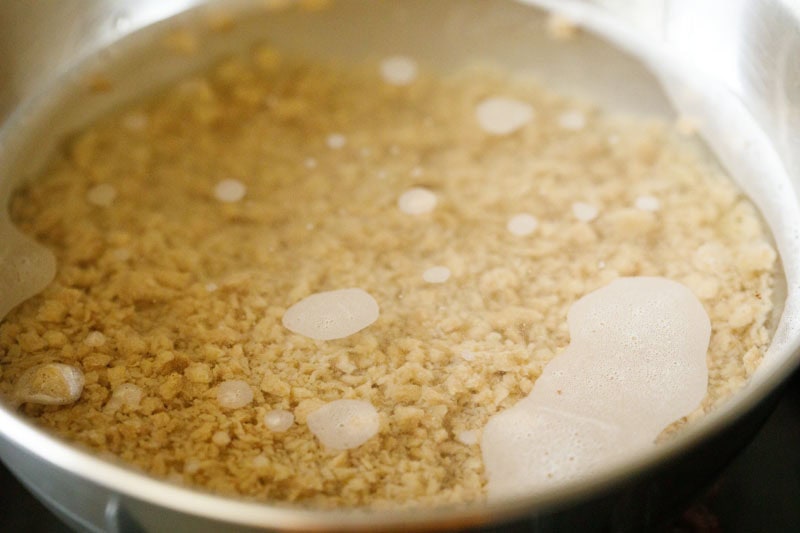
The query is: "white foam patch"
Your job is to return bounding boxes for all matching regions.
[398,187,437,215]
[558,110,587,131]
[475,97,534,136]
[87,184,117,207]
[507,213,539,236]
[306,399,380,450]
[14,363,85,406]
[572,202,599,222]
[214,179,246,203]
[264,409,294,432]
[216,380,254,409]
[483,406,628,500]
[481,277,710,500]
[634,195,661,212]
[326,133,347,149]
[423,266,451,283]
[380,55,418,86]
[104,383,143,413]
[282,288,379,341]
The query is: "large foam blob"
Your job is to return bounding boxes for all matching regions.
[306,399,380,450]
[475,97,534,135]
[482,277,710,500]
[282,288,379,341]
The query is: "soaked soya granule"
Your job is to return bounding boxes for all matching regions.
[0,43,778,508]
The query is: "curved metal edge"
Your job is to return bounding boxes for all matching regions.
[0,0,799,531]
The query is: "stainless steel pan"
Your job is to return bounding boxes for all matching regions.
[1,1,799,531]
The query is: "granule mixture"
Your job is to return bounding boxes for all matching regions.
[0,46,777,508]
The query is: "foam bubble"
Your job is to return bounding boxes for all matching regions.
[634,195,661,212]
[558,110,586,131]
[380,55,418,86]
[483,406,626,500]
[214,179,246,203]
[326,133,347,149]
[423,266,451,283]
[14,363,85,406]
[475,97,534,136]
[572,202,599,222]
[306,399,380,450]
[216,380,254,409]
[507,213,539,236]
[398,187,437,215]
[104,383,143,413]
[481,277,710,500]
[87,184,117,207]
[264,409,294,432]
[282,288,379,341]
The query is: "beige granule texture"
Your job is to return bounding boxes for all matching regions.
[0,49,777,508]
